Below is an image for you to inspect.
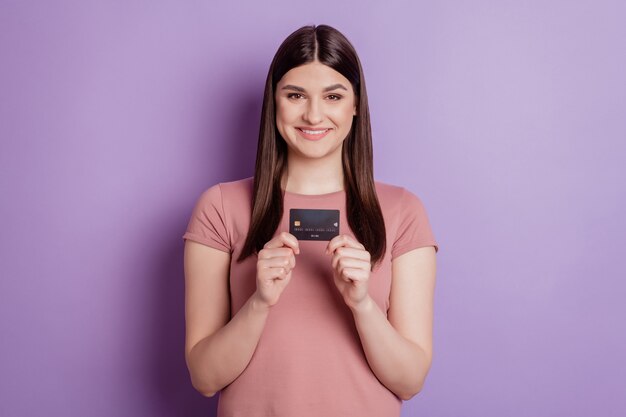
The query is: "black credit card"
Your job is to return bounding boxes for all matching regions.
[289,209,340,241]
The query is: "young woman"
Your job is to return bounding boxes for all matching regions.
[182,24,439,417]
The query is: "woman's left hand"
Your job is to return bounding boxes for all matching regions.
[326,234,372,310]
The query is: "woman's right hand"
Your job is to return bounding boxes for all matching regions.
[254,232,300,309]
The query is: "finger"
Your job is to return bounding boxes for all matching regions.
[332,246,371,262]
[329,247,370,269]
[259,256,295,272]
[263,232,298,248]
[326,234,346,253]
[259,264,291,281]
[332,258,370,274]
[264,232,300,254]
[331,248,371,270]
[268,267,289,281]
[259,247,295,260]
[338,267,368,283]
[326,234,364,254]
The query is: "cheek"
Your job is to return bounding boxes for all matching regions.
[276,104,298,123]
[331,104,356,125]
[274,106,292,138]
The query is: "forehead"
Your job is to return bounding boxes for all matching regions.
[277,62,351,90]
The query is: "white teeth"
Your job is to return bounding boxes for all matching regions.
[300,128,329,134]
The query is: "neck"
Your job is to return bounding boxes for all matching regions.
[282,151,344,195]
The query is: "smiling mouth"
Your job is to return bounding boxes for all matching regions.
[296,128,332,141]
[297,128,330,134]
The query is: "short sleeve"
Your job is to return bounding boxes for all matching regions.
[391,188,439,260]
[182,184,231,253]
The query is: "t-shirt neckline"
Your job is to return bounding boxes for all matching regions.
[282,188,345,198]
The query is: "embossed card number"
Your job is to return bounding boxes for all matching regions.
[289,209,340,241]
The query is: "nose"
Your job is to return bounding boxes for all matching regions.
[303,96,323,125]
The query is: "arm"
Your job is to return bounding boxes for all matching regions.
[350,246,437,400]
[327,235,437,400]
[183,240,270,397]
[184,232,299,397]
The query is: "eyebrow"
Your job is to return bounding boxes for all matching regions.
[280,83,348,93]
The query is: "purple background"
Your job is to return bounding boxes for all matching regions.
[1,1,624,416]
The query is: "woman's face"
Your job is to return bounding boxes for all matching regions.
[275,61,357,161]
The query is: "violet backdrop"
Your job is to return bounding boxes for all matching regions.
[1,1,624,416]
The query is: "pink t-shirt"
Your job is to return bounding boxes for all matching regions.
[182,176,438,417]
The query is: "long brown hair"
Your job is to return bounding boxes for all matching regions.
[237,24,387,270]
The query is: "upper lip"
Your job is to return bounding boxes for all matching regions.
[297,127,331,131]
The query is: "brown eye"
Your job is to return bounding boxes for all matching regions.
[287,93,303,99]
[328,95,342,101]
